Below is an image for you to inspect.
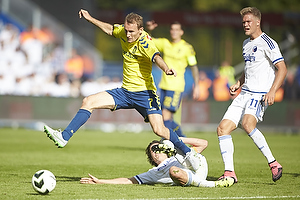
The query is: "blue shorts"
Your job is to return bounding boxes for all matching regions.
[159,89,183,113]
[106,88,162,122]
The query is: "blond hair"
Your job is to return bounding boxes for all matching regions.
[240,7,261,21]
[125,12,143,29]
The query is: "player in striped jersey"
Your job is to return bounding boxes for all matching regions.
[216,7,287,183]
[146,21,199,137]
[43,9,202,172]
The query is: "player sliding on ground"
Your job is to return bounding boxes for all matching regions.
[80,138,235,187]
[43,9,202,172]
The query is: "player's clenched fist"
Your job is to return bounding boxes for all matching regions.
[165,68,177,77]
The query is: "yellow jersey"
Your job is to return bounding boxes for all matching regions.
[113,24,159,92]
[154,38,197,92]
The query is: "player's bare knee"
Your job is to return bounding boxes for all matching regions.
[217,120,235,136]
[217,125,225,136]
[153,125,168,138]
[169,167,181,179]
[202,140,208,149]
[81,96,95,112]
[241,122,253,134]
[81,96,90,107]
[169,166,186,186]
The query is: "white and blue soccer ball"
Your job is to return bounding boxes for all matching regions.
[162,139,175,149]
[32,170,56,194]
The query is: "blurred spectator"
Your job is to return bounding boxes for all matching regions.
[0,22,101,98]
[274,86,284,102]
[196,71,212,101]
[49,43,66,74]
[19,24,34,44]
[46,73,71,97]
[80,77,103,97]
[219,60,235,86]
[20,25,54,45]
[80,76,122,97]
[13,75,32,96]
[0,23,19,45]
[64,48,84,81]
[0,24,20,64]
[70,79,82,98]
[39,26,55,44]
[82,54,95,82]
[109,76,122,89]
[212,69,231,101]
[21,31,43,66]
[283,68,297,100]
[0,67,15,95]
[295,65,300,99]
[29,72,48,96]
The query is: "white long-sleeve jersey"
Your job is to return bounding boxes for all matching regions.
[134,154,208,185]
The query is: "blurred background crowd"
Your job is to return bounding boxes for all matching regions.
[0,22,121,98]
[1,21,300,101]
[1,0,300,101]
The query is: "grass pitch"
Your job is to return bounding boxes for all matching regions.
[0,127,299,200]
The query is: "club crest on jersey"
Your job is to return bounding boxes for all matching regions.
[147,35,152,40]
[132,46,137,54]
[252,46,257,52]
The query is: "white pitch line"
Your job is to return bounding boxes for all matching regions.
[77,195,300,200]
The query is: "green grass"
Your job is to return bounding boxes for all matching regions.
[0,127,300,200]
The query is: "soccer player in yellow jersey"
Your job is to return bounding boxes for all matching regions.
[146,21,199,137]
[43,9,201,172]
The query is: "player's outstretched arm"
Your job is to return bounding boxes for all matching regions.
[79,9,113,36]
[80,174,138,184]
[180,137,208,153]
[153,54,177,77]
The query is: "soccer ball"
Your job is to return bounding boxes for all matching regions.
[162,139,175,149]
[32,170,56,194]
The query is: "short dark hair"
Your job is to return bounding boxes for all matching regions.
[171,21,181,26]
[145,140,160,167]
[125,12,144,29]
[171,21,182,29]
[240,7,261,21]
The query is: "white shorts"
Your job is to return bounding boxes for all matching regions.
[222,90,268,127]
[183,154,208,186]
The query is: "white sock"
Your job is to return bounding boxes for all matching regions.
[196,180,216,188]
[186,171,215,187]
[249,128,275,163]
[218,135,234,171]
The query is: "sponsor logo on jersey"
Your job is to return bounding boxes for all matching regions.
[123,50,137,59]
[243,53,256,62]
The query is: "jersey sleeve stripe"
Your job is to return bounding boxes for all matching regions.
[151,52,160,62]
[134,175,143,184]
[272,57,284,64]
[261,34,275,50]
